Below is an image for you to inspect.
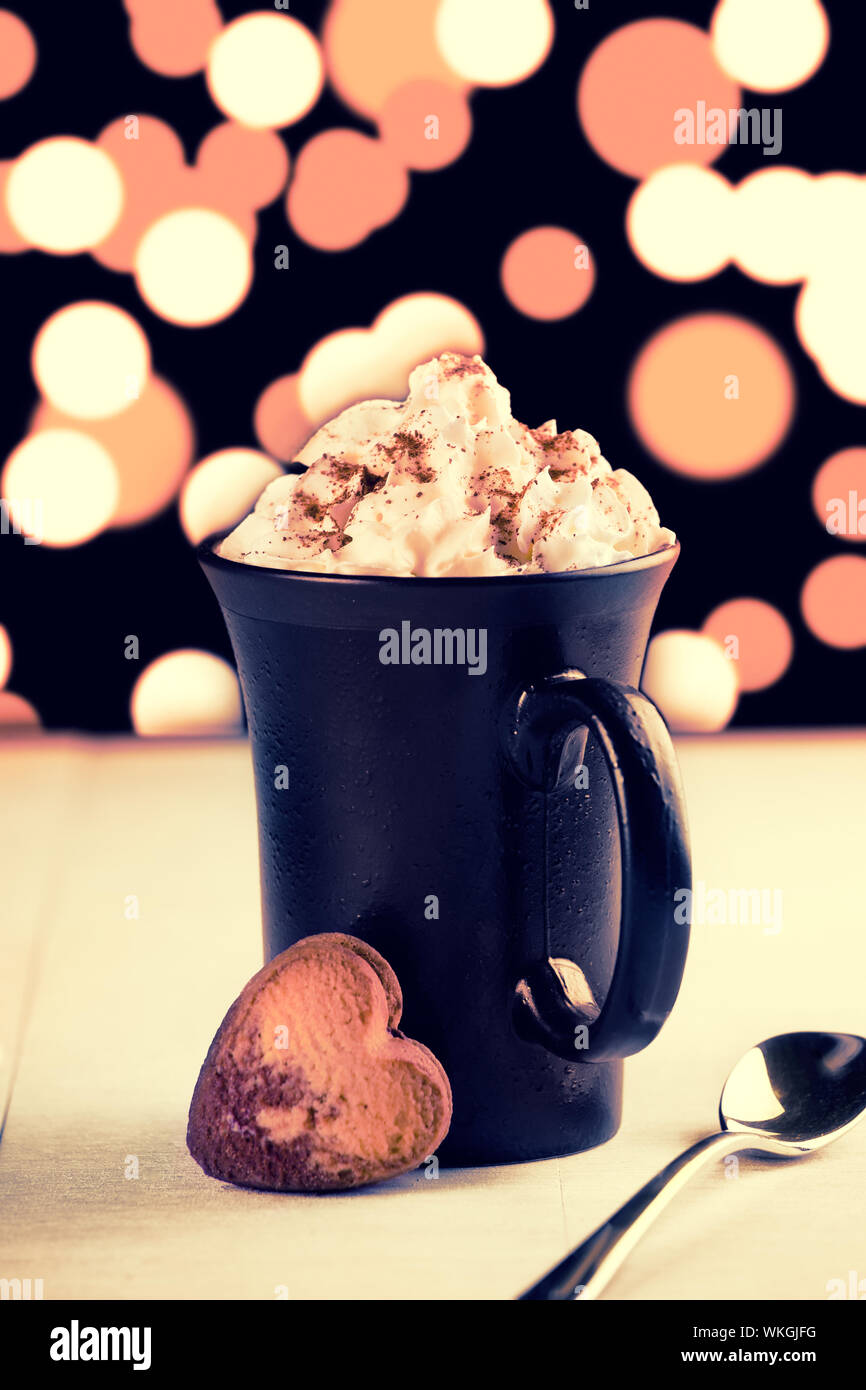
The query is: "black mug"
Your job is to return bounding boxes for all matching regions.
[199,540,691,1166]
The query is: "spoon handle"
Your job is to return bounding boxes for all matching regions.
[518,1130,745,1300]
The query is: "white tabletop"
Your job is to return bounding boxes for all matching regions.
[1,732,864,1301]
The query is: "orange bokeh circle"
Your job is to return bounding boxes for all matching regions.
[578,18,740,179]
[253,375,313,462]
[0,691,40,730]
[0,9,36,99]
[801,556,866,649]
[196,123,290,210]
[811,447,866,542]
[628,313,795,478]
[501,226,595,320]
[287,129,408,251]
[126,0,221,79]
[323,0,466,121]
[379,80,472,171]
[702,598,794,691]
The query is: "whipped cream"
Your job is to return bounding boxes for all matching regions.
[218,354,674,576]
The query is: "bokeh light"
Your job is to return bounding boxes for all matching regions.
[94,115,188,272]
[5,138,124,253]
[2,429,119,547]
[131,650,243,736]
[796,271,866,406]
[253,375,312,462]
[500,226,595,320]
[801,556,866,649]
[628,166,866,299]
[134,208,252,326]
[0,624,11,687]
[732,167,816,285]
[578,19,740,179]
[623,165,866,409]
[628,313,795,478]
[95,115,270,276]
[434,0,553,87]
[811,448,866,542]
[179,448,283,545]
[32,376,194,528]
[287,129,409,251]
[378,80,472,170]
[323,0,468,120]
[642,630,739,733]
[0,160,27,252]
[809,174,866,268]
[711,0,829,93]
[196,122,290,210]
[0,691,40,730]
[298,293,484,423]
[32,303,151,420]
[206,13,323,129]
[125,0,222,78]
[702,598,794,691]
[628,165,733,282]
[0,9,36,99]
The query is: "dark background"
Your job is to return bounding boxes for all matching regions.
[0,0,862,730]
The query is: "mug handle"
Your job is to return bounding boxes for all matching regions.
[503,671,691,1063]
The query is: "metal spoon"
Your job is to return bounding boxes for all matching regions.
[518,1031,866,1301]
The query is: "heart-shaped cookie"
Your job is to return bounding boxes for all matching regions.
[187,933,452,1191]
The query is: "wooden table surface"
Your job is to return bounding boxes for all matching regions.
[1,732,864,1301]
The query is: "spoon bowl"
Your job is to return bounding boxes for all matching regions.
[721,1031,866,1151]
